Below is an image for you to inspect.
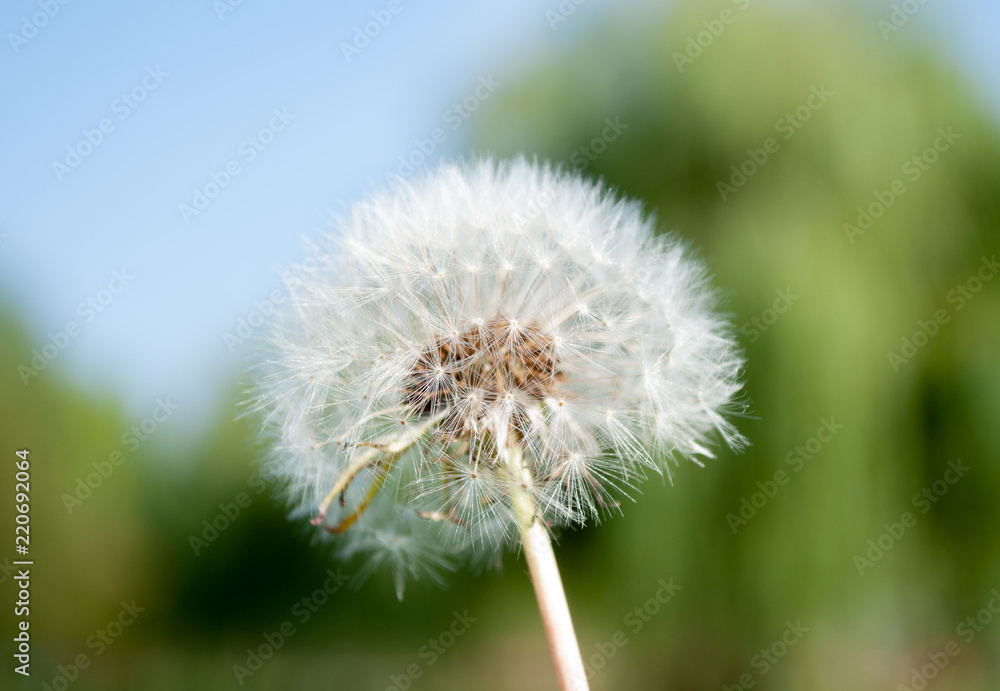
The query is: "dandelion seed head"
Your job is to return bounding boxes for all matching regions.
[252,158,745,593]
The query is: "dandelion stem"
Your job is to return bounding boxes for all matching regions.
[508,445,590,691]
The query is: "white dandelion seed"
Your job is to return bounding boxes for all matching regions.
[250,157,745,690]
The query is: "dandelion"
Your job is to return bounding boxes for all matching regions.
[251,158,745,690]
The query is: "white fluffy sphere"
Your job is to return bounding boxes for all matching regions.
[252,158,745,595]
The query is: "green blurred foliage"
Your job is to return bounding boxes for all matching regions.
[2,2,999,690]
[475,2,1000,688]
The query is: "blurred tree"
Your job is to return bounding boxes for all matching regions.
[474,2,1000,689]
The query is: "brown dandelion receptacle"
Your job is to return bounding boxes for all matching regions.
[403,318,562,438]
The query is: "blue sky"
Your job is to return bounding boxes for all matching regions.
[1,0,998,431]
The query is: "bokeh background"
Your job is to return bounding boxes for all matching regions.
[2,1,999,689]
